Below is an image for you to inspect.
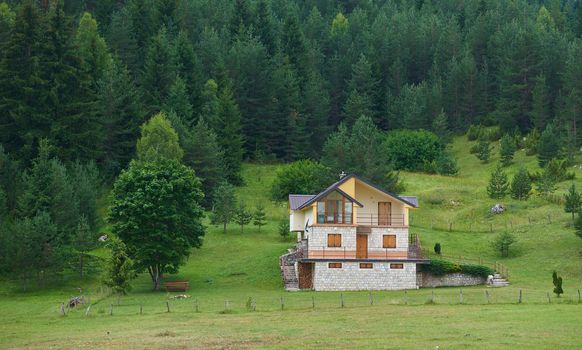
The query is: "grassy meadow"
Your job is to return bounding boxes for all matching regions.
[1,136,582,349]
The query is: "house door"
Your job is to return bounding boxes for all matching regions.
[298,263,314,289]
[378,202,391,225]
[356,234,368,259]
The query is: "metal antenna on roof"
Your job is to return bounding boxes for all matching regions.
[339,171,346,179]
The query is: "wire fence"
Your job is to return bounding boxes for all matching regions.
[409,213,559,233]
[60,287,582,318]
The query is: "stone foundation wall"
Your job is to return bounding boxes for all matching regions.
[312,262,418,291]
[418,272,486,288]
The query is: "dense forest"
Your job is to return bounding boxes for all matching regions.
[0,0,581,285]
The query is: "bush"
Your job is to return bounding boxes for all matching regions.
[467,125,483,141]
[434,243,441,255]
[491,232,516,257]
[460,264,495,278]
[278,220,290,240]
[270,160,334,201]
[479,126,502,141]
[383,130,444,172]
[525,128,540,155]
[436,153,459,176]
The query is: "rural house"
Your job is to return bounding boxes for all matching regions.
[280,174,428,291]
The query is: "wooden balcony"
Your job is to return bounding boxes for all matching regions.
[355,214,406,227]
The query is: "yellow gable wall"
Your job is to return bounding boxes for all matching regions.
[352,179,409,225]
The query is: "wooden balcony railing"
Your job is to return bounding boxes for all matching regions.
[355,214,406,226]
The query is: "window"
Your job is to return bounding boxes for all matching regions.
[317,202,325,223]
[327,234,342,247]
[390,263,404,269]
[359,263,373,269]
[328,262,342,268]
[383,235,396,248]
[315,192,353,224]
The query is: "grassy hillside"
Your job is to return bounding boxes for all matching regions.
[1,136,582,349]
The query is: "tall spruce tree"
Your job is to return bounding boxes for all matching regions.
[75,12,111,87]
[537,124,561,167]
[487,164,509,199]
[531,74,551,131]
[210,182,236,233]
[511,166,532,200]
[499,134,516,166]
[141,27,176,113]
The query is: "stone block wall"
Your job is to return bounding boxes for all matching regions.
[418,272,486,288]
[310,226,357,250]
[312,261,418,291]
[369,227,408,251]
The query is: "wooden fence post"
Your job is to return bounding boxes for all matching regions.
[280,296,284,310]
[110,304,113,316]
[547,292,551,304]
[166,301,170,313]
[312,296,315,310]
[340,293,344,308]
[60,303,66,316]
[369,290,373,306]
[404,290,408,305]
[195,298,199,313]
[449,222,453,232]
[251,298,256,312]
[459,289,463,304]
[485,290,490,304]
[518,289,522,304]
[140,304,143,315]
[431,289,435,303]
[578,289,581,303]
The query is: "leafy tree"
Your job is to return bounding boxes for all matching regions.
[103,237,135,295]
[136,112,183,163]
[552,271,563,297]
[270,160,334,201]
[564,183,581,220]
[499,134,516,166]
[492,232,516,257]
[210,182,236,233]
[537,124,561,167]
[511,166,532,200]
[233,200,252,233]
[487,164,509,199]
[383,130,444,171]
[476,140,491,163]
[253,203,267,232]
[109,160,205,290]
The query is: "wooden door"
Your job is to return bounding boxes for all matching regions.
[356,234,368,259]
[298,263,314,289]
[378,202,391,225]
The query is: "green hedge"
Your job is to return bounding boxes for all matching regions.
[425,259,494,278]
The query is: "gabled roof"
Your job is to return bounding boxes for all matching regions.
[290,174,419,211]
[289,194,315,210]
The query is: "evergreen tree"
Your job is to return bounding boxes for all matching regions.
[163,76,193,122]
[175,30,201,109]
[70,161,100,231]
[499,134,516,166]
[511,166,532,200]
[75,12,111,87]
[217,84,244,184]
[537,124,561,167]
[536,168,558,196]
[141,27,176,113]
[136,112,183,163]
[255,0,277,56]
[210,182,236,233]
[432,110,450,143]
[531,74,550,131]
[280,14,307,83]
[343,54,378,126]
[487,164,509,199]
[103,237,135,295]
[233,200,252,233]
[492,231,516,257]
[564,183,580,220]
[97,59,144,176]
[575,209,582,239]
[253,203,267,232]
[0,2,15,54]
[552,271,563,297]
[303,71,330,155]
[107,7,139,72]
[199,79,221,129]
[230,0,253,39]
[74,215,93,278]
[476,140,491,163]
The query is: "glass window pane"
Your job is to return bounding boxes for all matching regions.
[317,202,325,224]
[344,202,352,224]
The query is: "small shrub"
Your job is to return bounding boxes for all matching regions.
[424,259,461,276]
[552,271,564,297]
[434,243,441,255]
[525,128,540,155]
[436,153,459,176]
[460,264,495,278]
[467,125,483,141]
[278,220,290,240]
[476,140,491,163]
[422,159,438,174]
[425,194,445,205]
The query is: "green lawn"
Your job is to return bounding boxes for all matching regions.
[1,136,582,349]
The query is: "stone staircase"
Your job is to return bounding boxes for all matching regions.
[279,241,305,292]
[488,273,510,287]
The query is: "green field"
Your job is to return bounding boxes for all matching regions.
[1,137,582,349]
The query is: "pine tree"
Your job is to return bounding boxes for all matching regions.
[499,134,516,166]
[280,14,308,83]
[537,124,561,167]
[253,203,267,232]
[97,59,144,176]
[476,140,491,163]
[75,12,111,87]
[233,200,252,233]
[255,0,277,56]
[487,164,509,199]
[511,166,532,200]
[141,27,176,113]
[103,238,135,295]
[536,168,558,196]
[343,54,378,126]
[563,183,580,220]
[217,84,244,184]
[531,74,550,131]
[552,271,563,297]
[210,182,236,233]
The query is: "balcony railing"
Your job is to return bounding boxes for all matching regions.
[356,214,406,226]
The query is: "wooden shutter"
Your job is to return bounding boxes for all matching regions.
[327,234,341,247]
[383,235,396,248]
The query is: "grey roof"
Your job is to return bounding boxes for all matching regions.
[400,196,418,208]
[291,174,419,210]
[289,194,315,210]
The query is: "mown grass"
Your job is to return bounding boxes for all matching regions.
[1,136,582,349]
